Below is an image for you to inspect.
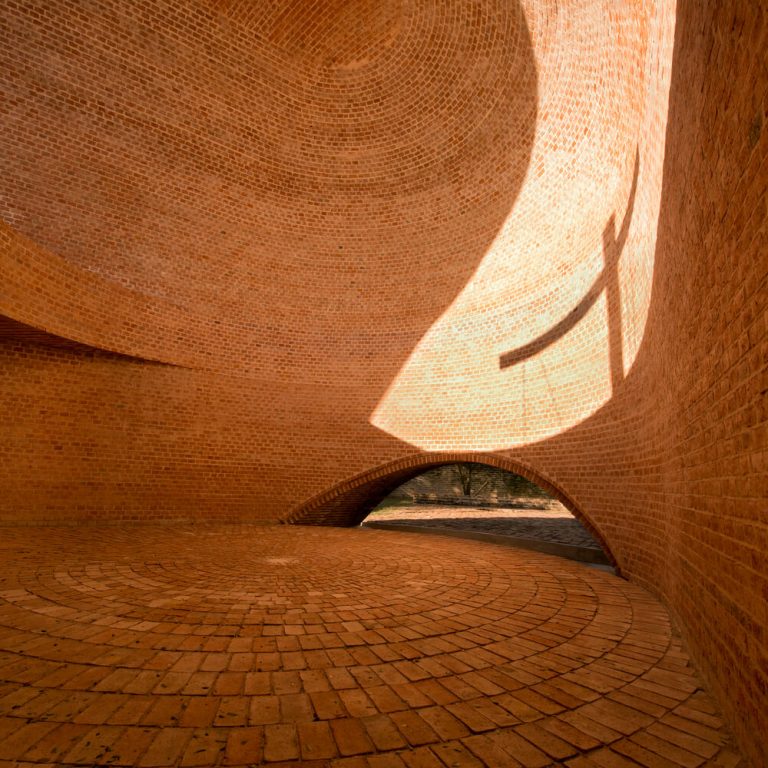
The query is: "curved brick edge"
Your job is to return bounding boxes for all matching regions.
[0,221,293,376]
[0,314,176,365]
[281,451,620,572]
[0,221,198,366]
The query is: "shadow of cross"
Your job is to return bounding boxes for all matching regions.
[500,149,640,394]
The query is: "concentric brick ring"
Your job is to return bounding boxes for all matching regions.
[0,526,741,766]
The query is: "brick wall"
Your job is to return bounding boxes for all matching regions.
[0,0,765,763]
[609,2,767,761]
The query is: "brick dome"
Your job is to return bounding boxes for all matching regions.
[0,1,766,763]
[1,0,536,364]
[1,0,663,447]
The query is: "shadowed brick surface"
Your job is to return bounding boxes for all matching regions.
[0,525,744,767]
[0,0,765,764]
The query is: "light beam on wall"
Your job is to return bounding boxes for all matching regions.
[372,134,668,451]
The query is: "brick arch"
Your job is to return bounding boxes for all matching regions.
[281,452,618,569]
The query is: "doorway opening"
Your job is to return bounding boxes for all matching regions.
[361,462,612,567]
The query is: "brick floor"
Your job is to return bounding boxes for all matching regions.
[0,525,744,766]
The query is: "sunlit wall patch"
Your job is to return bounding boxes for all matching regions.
[372,2,675,450]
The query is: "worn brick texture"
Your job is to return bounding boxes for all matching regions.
[0,0,765,764]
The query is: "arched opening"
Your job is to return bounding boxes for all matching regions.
[362,462,612,567]
[281,452,619,570]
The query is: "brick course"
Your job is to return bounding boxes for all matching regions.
[0,0,765,764]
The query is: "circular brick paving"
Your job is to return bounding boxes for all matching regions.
[0,526,742,766]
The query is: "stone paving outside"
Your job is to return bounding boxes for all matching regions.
[0,525,744,767]
[366,504,603,551]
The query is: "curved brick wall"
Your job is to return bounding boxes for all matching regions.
[0,0,765,763]
[1,0,537,379]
